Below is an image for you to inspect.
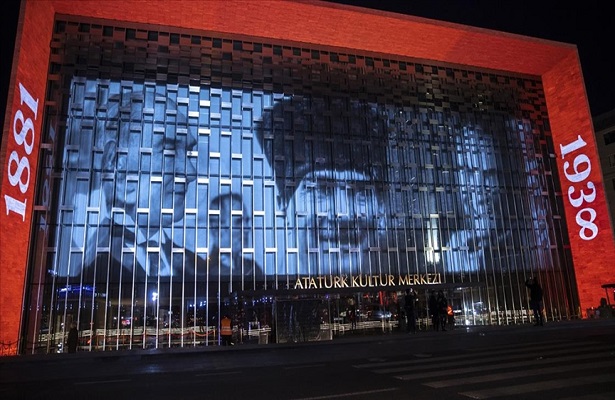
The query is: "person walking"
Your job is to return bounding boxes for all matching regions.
[404,288,417,334]
[525,277,544,326]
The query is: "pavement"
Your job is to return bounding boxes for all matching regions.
[2,317,613,367]
[2,316,614,400]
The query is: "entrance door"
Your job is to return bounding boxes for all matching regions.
[275,297,332,343]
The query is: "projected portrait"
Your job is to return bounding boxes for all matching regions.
[258,95,390,277]
[54,83,198,281]
[207,192,263,281]
[448,118,542,276]
[52,79,547,287]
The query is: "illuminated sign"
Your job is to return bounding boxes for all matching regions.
[293,273,443,289]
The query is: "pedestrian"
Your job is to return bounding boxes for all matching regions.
[428,290,439,331]
[437,290,448,331]
[525,277,544,326]
[220,314,233,345]
[596,298,612,318]
[404,288,417,333]
[446,304,455,330]
[66,321,78,353]
[348,307,357,330]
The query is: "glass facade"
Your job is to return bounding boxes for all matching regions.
[23,19,577,353]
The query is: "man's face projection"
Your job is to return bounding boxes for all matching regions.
[98,94,197,245]
[290,170,374,275]
[211,195,251,252]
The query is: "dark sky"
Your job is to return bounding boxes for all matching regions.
[2,1,613,120]
[1,0,23,131]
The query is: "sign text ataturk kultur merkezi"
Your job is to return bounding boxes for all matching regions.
[293,273,442,289]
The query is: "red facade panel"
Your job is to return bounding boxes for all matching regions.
[0,0,55,355]
[543,52,615,315]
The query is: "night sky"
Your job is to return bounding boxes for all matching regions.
[1,1,613,121]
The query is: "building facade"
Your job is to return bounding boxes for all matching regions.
[1,0,613,355]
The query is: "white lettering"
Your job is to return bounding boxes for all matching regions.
[560,134,598,241]
[4,83,38,220]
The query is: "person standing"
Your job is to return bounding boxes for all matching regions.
[220,315,233,345]
[66,322,79,353]
[436,291,448,332]
[525,277,544,326]
[446,304,455,330]
[404,288,417,334]
[348,307,357,331]
[428,290,439,331]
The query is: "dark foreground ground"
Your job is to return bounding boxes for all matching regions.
[1,318,614,400]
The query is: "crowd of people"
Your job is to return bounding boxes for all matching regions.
[401,288,454,333]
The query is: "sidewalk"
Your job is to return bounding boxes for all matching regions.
[1,317,613,366]
[1,317,614,387]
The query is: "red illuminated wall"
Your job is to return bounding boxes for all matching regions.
[543,52,614,313]
[0,0,55,355]
[2,0,613,353]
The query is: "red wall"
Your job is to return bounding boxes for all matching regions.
[543,52,615,315]
[2,0,613,353]
[0,0,55,355]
